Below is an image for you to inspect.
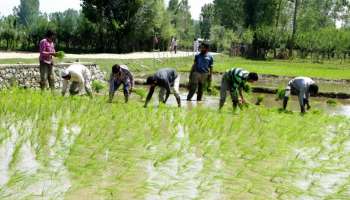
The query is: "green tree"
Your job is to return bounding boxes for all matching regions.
[168,0,194,47]
[81,0,143,52]
[17,0,40,27]
[200,4,215,39]
[213,0,244,30]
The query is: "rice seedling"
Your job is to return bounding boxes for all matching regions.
[326,99,337,106]
[0,88,349,199]
[276,87,286,100]
[256,95,264,105]
[56,51,65,60]
[92,80,106,93]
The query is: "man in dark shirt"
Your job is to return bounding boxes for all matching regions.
[187,42,214,101]
[144,68,181,108]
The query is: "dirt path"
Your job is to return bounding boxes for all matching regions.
[0,51,216,60]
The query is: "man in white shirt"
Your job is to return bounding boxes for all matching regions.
[283,77,319,113]
[61,64,93,97]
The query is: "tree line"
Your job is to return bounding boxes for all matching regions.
[0,0,350,60]
[201,0,350,60]
[0,0,195,53]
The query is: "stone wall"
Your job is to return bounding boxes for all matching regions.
[0,63,105,89]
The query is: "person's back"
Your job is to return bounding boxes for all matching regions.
[288,77,314,90]
[144,68,180,107]
[283,76,318,113]
[155,68,177,85]
[66,64,89,83]
[220,68,258,110]
[226,68,249,88]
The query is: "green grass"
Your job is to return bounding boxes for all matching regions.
[1,54,350,79]
[0,88,349,199]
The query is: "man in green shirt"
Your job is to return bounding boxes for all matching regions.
[219,68,258,110]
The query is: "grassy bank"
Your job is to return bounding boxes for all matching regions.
[0,55,350,79]
[1,55,350,79]
[0,89,349,199]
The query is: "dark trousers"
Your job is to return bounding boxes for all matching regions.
[187,72,209,101]
[39,62,54,90]
[109,80,130,102]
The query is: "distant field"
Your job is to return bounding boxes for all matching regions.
[1,54,350,79]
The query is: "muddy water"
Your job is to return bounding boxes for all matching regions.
[135,72,350,94]
[0,118,81,200]
[158,90,350,117]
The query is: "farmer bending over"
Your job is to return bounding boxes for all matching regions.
[109,64,134,103]
[283,77,319,113]
[144,68,181,108]
[187,42,214,101]
[61,64,93,98]
[219,68,258,110]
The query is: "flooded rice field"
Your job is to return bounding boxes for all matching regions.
[0,90,349,199]
[162,90,350,117]
[145,72,350,94]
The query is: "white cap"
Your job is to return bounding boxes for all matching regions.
[61,69,69,78]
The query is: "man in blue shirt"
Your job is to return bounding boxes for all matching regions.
[187,42,214,101]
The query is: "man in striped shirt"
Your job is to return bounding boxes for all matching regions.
[109,64,134,103]
[219,68,258,110]
[283,77,319,113]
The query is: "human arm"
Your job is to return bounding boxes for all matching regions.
[163,81,171,104]
[127,70,134,92]
[144,85,156,108]
[61,79,68,96]
[299,88,306,113]
[305,88,311,110]
[83,70,93,98]
[109,73,115,102]
[40,41,56,56]
[238,87,246,104]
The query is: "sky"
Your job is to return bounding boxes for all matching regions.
[0,0,214,20]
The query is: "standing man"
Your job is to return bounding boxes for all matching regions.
[219,68,258,110]
[109,64,134,103]
[144,68,181,108]
[172,38,178,54]
[61,64,93,98]
[187,42,213,101]
[283,77,319,113]
[39,30,57,90]
[193,38,199,54]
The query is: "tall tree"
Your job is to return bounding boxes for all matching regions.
[168,0,193,42]
[81,0,143,51]
[213,0,244,30]
[200,4,215,39]
[289,0,299,57]
[17,0,39,27]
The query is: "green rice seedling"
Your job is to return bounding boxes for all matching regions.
[56,51,65,60]
[132,87,147,100]
[276,87,286,101]
[255,95,264,105]
[243,83,251,93]
[326,99,337,106]
[1,88,350,199]
[92,80,106,93]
